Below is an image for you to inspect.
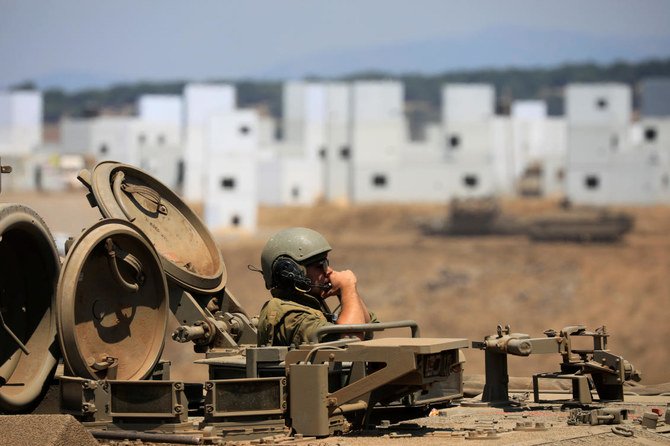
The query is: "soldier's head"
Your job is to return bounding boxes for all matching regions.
[260,227,332,295]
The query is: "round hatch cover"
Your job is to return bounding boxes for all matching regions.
[0,204,60,413]
[87,161,226,294]
[57,219,168,381]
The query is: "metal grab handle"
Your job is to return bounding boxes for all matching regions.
[104,238,144,293]
[112,171,166,219]
[0,310,29,355]
[309,320,420,343]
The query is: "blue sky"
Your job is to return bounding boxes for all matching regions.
[1,0,669,90]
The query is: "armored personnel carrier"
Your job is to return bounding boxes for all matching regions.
[0,159,666,445]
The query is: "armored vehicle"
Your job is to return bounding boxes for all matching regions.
[421,197,525,236]
[527,206,634,242]
[0,160,666,445]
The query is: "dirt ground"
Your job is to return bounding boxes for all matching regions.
[3,189,670,385]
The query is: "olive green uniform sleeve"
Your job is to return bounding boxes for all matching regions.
[257,298,380,346]
[257,298,330,346]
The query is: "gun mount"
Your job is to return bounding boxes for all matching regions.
[472,324,641,406]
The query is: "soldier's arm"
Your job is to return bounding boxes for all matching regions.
[326,270,370,339]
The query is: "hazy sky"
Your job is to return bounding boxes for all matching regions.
[2,0,669,90]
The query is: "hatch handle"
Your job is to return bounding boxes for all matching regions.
[113,171,167,220]
[310,320,420,343]
[105,238,145,293]
[0,310,29,355]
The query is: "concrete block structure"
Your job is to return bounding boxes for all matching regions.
[440,84,500,197]
[204,156,258,231]
[322,83,352,203]
[541,118,568,196]
[511,100,548,177]
[258,157,323,206]
[277,81,351,204]
[61,116,138,165]
[183,83,236,201]
[138,95,183,125]
[0,90,42,156]
[351,81,406,165]
[134,95,185,188]
[203,109,260,231]
[282,82,326,159]
[563,83,670,204]
[442,83,494,124]
[565,83,631,125]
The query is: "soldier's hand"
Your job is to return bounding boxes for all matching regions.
[323,269,357,298]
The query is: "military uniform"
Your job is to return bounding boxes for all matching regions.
[257,291,377,347]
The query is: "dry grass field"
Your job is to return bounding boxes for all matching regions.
[4,190,670,384]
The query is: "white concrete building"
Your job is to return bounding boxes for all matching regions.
[60,116,138,164]
[351,81,406,165]
[258,157,324,206]
[134,94,185,189]
[183,83,236,202]
[440,84,500,198]
[0,90,42,156]
[565,84,631,126]
[138,95,183,125]
[508,101,567,196]
[563,83,670,205]
[204,110,260,232]
[264,81,352,206]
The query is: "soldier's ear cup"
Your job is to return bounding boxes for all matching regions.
[272,257,312,292]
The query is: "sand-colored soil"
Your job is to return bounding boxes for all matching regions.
[4,190,669,384]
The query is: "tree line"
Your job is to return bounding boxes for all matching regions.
[12,58,669,123]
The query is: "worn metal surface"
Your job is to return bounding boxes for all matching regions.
[56,219,169,381]
[0,203,60,413]
[80,161,226,293]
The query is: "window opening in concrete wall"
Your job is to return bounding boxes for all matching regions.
[463,175,478,188]
[157,134,165,145]
[662,174,669,188]
[291,186,300,199]
[596,98,608,110]
[99,144,108,155]
[372,174,387,187]
[340,146,350,159]
[645,127,658,142]
[318,147,327,159]
[448,135,461,149]
[231,215,241,226]
[585,175,600,189]
[138,134,146,145]
[221,177,236,189]
[239,125,250,135]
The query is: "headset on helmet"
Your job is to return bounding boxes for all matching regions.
[271,257,312,292]
[260,227,331,290]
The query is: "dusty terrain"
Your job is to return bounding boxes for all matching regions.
[3,189,670,384]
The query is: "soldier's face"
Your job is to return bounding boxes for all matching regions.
[305,257,331,296]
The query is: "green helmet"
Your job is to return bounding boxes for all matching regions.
[260,227,332,289]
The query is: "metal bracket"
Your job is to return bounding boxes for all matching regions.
[0,157,12,194]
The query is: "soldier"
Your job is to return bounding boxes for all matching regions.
[257,227,375,346]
